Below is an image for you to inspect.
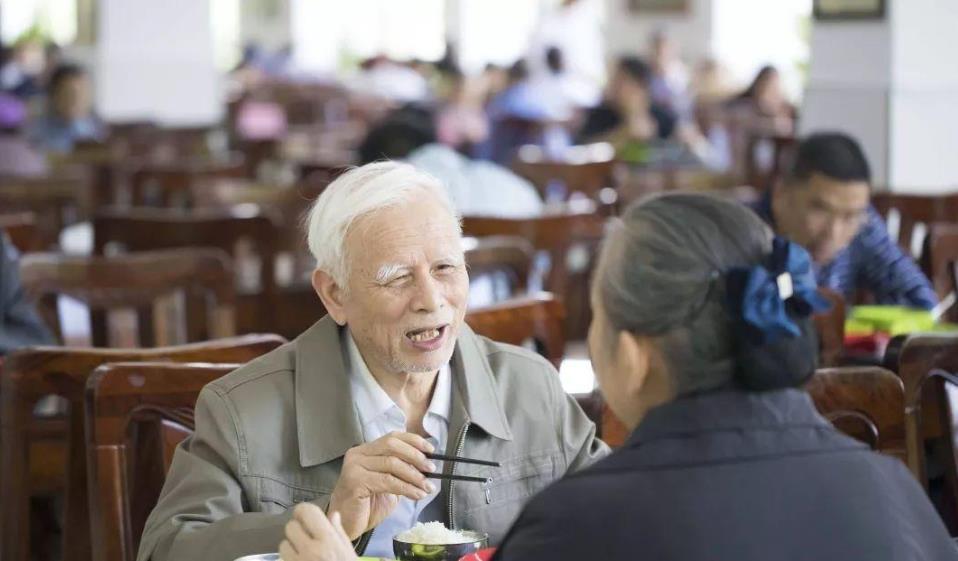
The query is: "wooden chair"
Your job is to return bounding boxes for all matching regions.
[511,147,617,208]
[0,212,40,253]
[0,175,89,249]
[805,366,905,458]
[871,192,958,260]
[126,155,247,208]
[462,211,607,339]
[463,236,534,297]
[465,293,565,368]
[885,332,958,532]
[744,132,797,192]
[814,288,847,367]
[923,223,958,321]
[92,207,280,336]
[85,361,239,561]
[464,293,603,426]
[19,249,236,347]
[0,335,286,561]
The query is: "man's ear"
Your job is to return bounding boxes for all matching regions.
[312,269,347,326]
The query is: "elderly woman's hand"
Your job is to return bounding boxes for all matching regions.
[279,503,359,561]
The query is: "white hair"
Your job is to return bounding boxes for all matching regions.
[306,161,461,286]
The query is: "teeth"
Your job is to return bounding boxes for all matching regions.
[409,328,440,342]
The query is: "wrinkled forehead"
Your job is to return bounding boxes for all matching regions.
[345,197,463,267]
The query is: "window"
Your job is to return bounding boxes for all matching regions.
[1,0,77,45]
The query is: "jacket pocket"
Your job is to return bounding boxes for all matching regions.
[255,477,330,514]
[461,451,559,515]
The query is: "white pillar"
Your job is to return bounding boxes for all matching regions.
[97,0,221,126]
[801,0,958,192]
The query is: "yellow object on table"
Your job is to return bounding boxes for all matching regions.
[849,306,935,336]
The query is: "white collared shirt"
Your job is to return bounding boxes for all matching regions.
[343,329,452,559]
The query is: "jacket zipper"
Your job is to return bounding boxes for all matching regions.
[355,529,372,555]
[447,421,470,530]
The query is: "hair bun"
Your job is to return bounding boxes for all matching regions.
[734,317,819,391]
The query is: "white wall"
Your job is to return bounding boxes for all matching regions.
[97,0,220,125]
[802,0,958,192]
[603,0,713,63]
[800,11,892,185]
[886,0,958,191]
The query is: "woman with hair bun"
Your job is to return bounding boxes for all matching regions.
[493,192,956,561]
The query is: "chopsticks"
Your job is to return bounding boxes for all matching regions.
[418,453,500,484]
[425,452,500,468]
[423,472,491,483]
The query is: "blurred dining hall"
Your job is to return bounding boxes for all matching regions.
[2,0,958,559]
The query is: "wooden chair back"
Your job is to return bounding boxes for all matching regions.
[93,207,281,335]
[85,361,239,561]
[805,366,905,458]
[601,366,907,453]
[93,205,277,284]
[871,192,958,260]
[0,335,285,561]
[462,211,606,339]
[19,249,236,347]
[885,332,958,532]
[461,211,606,297]
[463,236,534,297]
[923,222,958,320]
[0,212,40,253]
[465,293,565,368]
[744,132,796,192]
[0,175,88,249]
[126,156,246,208]
[813,288,847,367]
[511,150,616,205]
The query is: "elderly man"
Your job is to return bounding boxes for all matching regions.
[137,162,607,561]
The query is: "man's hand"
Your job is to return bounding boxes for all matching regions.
[280,504,357,561]
[327,431,437,540]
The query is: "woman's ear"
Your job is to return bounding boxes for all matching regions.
[312,269,347,326]
[616,331,652,400]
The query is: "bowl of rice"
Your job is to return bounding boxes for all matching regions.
[393,522,488,561]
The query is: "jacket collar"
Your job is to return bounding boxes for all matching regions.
[626,388,835,449]
[294,316,512,467]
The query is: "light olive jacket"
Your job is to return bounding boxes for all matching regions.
[137,317,608,561]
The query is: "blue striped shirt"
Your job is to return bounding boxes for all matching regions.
[751,195,938,310]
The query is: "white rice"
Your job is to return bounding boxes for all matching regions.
[395,522,472,545]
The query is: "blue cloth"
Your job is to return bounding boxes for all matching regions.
[1,233,54,354]
[727,237,831,345]
[751,192,938,310]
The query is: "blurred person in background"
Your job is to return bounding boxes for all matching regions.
[435,69,489,154]
[752,132,937,309]
[576,56,676,146]
[482,60,572,164]
[0,93,48,177]
[727,65,796,135]
[527,0,604,109]
[0,37,47,98]
[648,30,691,117]
[28,63,103,153]
[357,105,542,219]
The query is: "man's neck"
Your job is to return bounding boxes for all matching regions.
[371,366,438,435]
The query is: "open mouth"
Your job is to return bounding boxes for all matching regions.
[405,324,448,347]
